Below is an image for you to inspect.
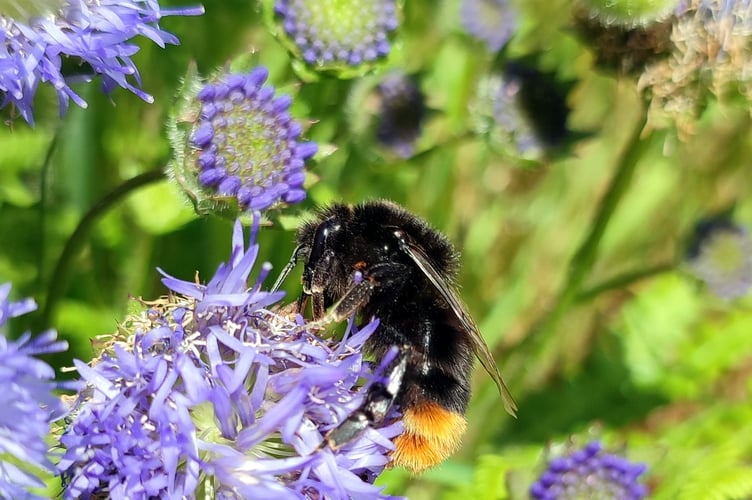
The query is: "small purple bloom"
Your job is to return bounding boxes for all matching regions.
[530,441,648,500]
[0,0,204,126]
[186,67,316,212]
[687,218,752,300]
[274,0,398,68]
[0,283,68,499]
[376,72,426,158]
[59,219,404,499]
[493,63,570,156]
[461,0,517,52]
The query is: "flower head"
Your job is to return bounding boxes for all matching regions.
[0,0,204,126]
[0,283,68,499]
[170,67,317,214]
[639,0,752,134]
[376,72,426,158]
[574,8,674,75]
[687,218,752,300]
[59,219,403,499]
[274,0,398,69]
[461,0,517,52]
[475,63,570,158]
[530,441,648,500]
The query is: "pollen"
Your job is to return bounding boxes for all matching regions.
[391,402,467,473]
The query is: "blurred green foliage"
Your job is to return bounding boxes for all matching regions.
[2,0,752,498]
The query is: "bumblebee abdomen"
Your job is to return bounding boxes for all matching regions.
[391,401,467,473]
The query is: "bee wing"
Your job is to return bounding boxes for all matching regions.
[398,235,518,417]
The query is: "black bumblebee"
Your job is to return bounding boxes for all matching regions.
[272,200,516,472]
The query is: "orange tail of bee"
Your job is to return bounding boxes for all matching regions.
[391,401,467,473]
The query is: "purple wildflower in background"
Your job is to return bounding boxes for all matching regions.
[0,283,68,499]
[461,0,517,52]
[376,72,426,158]
[274,0,398,67]
[530,441,648,500]
[0,0,204,126]
[687,218,752,300]
[493,63,570,156]
[188,67,316,211]
[59,219,403,499]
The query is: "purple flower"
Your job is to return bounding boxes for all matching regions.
[687,218,752,300]
[492,63,570,156]
[376,72,426,158]
[0,0,204,126]
[274,0,398,68]
[0,283,68,499]
[530,441,648,500]
[59,218,404,499]
[461,0,517,52]
[177,67,316,213]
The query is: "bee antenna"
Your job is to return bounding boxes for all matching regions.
[270,244,307,293]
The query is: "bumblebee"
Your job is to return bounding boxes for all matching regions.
[272,200,517,472]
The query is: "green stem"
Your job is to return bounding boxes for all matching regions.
[42,170,166,327]
[37,133,59,288]
[502,106,650,389]
[575,261,675,304]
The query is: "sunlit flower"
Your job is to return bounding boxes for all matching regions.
[376,72,425,158]
[687,218,752,300]
[58,219,403,499]
[0,0,204,125]
[274,0,398,68]
[170,67,316,214]
[530,441,648,500]
[0,283,68,499]
[461,0,517,52]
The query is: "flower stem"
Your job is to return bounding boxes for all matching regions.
[42,170,166,327]
[575,261,675,303]
[502,106,650,390]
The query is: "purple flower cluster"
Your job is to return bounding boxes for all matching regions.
[376,73,426,158]
[687,218,752,300]
[530,441,648,500]
[189,67,316,212]
[0,0,204,125]
[274,0,398,67]
[58,219,403,499]
[0,283,68,499]
[461,0,517,52]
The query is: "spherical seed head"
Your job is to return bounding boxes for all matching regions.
[169,66,316,216]
[461,0,518,52]
[376,72,426,158]
[639,0,752,135]
[274,0,399,72]
[530,441,648,500]
[574,7,674,75]
[687,219,752,300]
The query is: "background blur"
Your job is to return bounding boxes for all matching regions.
[2,0,752,497]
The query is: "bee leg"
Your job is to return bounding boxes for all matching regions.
[311,290,326,320]
[323,347,409,450]
[309,262,410,326]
